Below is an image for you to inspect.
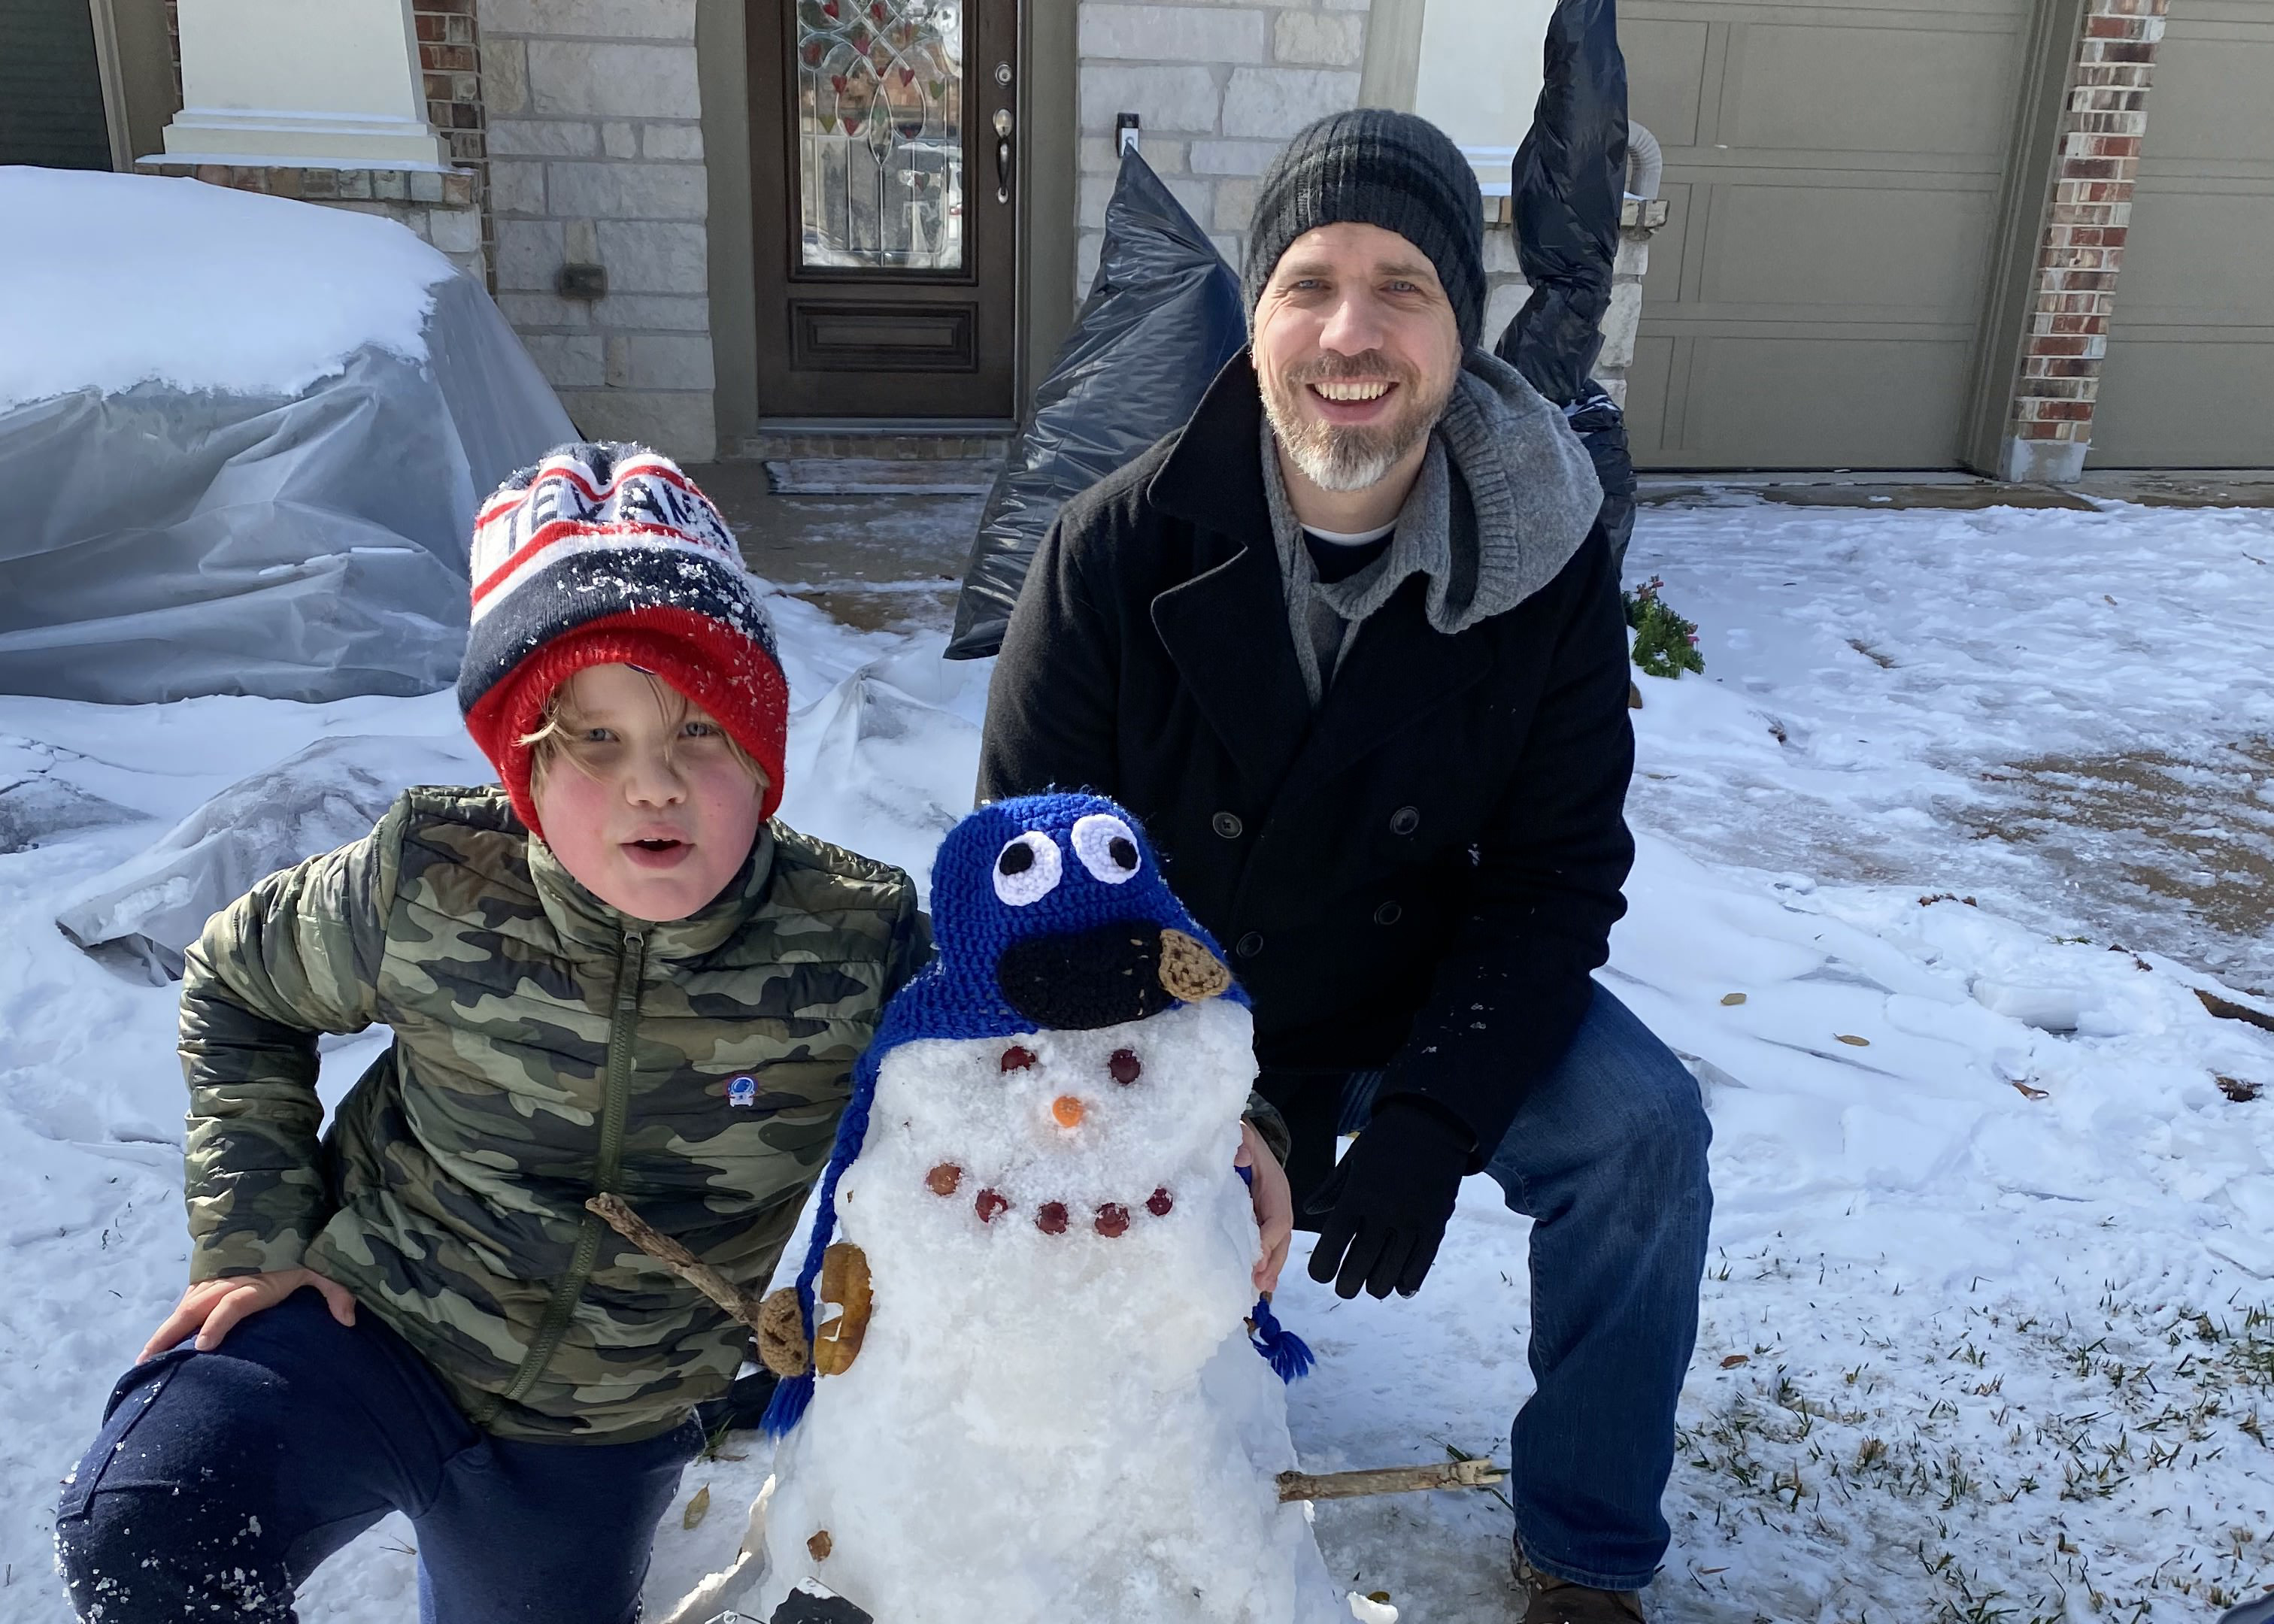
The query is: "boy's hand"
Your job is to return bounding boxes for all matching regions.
[1236,1121,1293,1295]
[141,1269,356,1363]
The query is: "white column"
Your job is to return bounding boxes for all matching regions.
[150,0,450,169]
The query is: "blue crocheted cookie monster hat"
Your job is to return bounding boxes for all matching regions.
[764,792,1310,1435]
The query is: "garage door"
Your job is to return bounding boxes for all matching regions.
[1621,0,2031,469]
[2088,2,2274,468]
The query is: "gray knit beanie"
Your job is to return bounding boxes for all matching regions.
[1242,110,1486,350]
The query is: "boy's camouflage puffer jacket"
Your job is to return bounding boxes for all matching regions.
[180,786,926,1441]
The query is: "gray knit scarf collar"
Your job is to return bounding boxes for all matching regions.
[1261,347,1603,704]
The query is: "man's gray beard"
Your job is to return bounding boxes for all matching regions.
[1261,371,1448,495]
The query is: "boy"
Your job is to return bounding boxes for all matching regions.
[53,444,928,1623]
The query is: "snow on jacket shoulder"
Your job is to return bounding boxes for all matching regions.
[179,784,926,1441]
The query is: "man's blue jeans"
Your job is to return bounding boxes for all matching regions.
[1338,982,1713,1593]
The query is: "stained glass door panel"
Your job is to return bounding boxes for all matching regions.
[750,0,1017,419]
[794,0,965,270]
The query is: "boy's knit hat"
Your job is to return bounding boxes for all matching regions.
[1242,109,1487,350]
[457,442,788,839]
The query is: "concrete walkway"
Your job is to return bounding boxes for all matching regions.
[1640,467,2274,512]
[689,461,984,636]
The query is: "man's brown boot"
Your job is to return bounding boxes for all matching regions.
[1511,1548,1647,1624]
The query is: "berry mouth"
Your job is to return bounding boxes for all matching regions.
[929,1163,1175,1237]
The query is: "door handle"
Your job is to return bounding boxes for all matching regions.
[993,108,1014,204]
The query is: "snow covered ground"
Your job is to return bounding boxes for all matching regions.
[2,498,2269,1622]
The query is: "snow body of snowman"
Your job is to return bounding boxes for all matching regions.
[751,792,1344,1624]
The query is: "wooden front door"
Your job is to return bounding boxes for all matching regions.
[750,0,1020,420]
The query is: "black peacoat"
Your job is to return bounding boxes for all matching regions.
[977,359,1636,1163]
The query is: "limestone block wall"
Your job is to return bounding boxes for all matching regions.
[480,0,717,461]
[1075,0,1368,299]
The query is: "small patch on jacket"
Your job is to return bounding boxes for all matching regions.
[728,1075,758,1108]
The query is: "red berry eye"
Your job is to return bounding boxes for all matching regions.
[1001,1045,1036,1072]
[1108,1050,1142,1085]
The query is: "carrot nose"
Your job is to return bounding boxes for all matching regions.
[1051,1095,1086,1129]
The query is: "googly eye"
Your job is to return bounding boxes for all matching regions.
[992,832,1062,906]
[1070,814,1142,885]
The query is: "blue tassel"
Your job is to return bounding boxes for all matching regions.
[1234,1162,1313,1380]
[1248,1294,1314,1383]
[761,1370,814,1438]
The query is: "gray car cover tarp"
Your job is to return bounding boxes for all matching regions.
[946,150,1245,660]
[0,272,575,704]
[54,731,493,975]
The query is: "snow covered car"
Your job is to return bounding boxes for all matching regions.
[0,165,574,706]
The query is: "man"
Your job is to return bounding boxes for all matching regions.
[978,111,1711,1623]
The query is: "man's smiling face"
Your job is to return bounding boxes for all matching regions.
[1251,221,1464,495]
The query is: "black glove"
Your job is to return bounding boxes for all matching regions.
[1304,1097,1472,1299]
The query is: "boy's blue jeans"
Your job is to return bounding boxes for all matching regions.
[53,1290,701,1623]
[1334,983,1714,1594]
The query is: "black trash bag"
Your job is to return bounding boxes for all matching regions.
[947,150,1244,659]
[1566,386,1637,574]
[1495,0,1629,405]
[1493,0,1637,574]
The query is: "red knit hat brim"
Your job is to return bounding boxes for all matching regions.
[463,607,789,842]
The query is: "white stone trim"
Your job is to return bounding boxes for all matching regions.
[156,0,451,170]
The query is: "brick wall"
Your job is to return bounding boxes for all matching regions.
[417,0,493,284]
[1076,0,1368,299]
[2003,0,2166,483]
[479,0,716,461]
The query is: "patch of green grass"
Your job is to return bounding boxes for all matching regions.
[1672,1255,2272,1622]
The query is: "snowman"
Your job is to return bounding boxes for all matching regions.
[749,792,1346,1624]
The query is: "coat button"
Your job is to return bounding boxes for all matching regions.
[1390,805,1420,836]
[1235,932,1264,959]
[1212,811,1244,840]
[1374,901,1403,926]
